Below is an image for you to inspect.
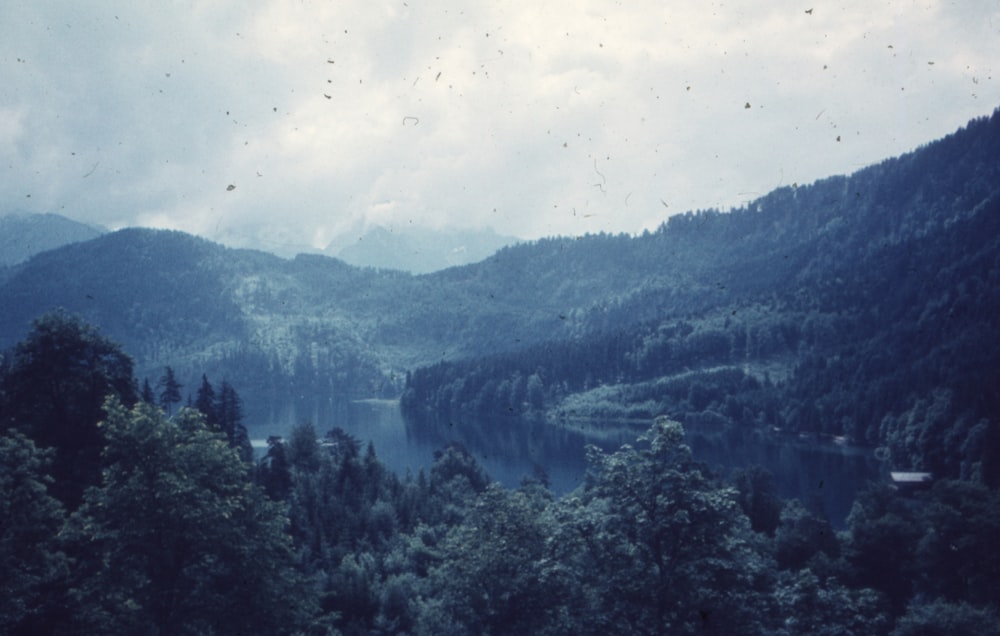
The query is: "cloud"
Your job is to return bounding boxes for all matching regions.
[2,0,998,250]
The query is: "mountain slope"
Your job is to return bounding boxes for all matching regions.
[1,109,998,463]
[0,212,105,266]
[326,225,520,273]
[401,110,1000,481]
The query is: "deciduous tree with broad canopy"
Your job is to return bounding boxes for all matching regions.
[64,399,316,635]
[0,311,137,508]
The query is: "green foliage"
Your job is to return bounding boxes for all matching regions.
[286,421,323,473]
[891,599,1000,636]
[0,432,69,634]
[65,399,316,635]
[215,380,253,462]
[0,311,137,508]
[7,168,1000,630]
[843,484,923,614]
[258,435,293,501]
[157,365,182,414]
[841,478,1000,625]
[910,480,1000,605]
[140,377,155,404]
[187,374,254,463]
[774,500,840,571]
[417,485,572,635]
[194,373,216,421]
[557,417,772,634]
[429,442,490,495]
[280,423,417,634]
[733,465,783,536]
[277,414,996,635]
[3,113,999,478]
[401,112,1000,486]
[773,570,888,636]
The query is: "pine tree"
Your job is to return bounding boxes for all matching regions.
[157,366,182,414]
[217,381,252,462]
[194,374,217,426]
[258,437,292,501]
[140,378,156,405]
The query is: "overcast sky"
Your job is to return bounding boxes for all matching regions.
[3,1,999,252]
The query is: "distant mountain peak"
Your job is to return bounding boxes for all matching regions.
[0,212,106,266]
[325,224,521,273]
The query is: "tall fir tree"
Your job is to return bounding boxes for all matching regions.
[194,374,217,426]
[216,381,252,462]
[157,366,182,415]
[140,378,155,405]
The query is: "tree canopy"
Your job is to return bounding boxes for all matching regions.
[64,399,315,635]
[0,311,137,507]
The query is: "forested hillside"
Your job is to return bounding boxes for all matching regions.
[3,110,1000,634]
[403,109,1000,483]
[2,317,999,634]
[1,110,999,473]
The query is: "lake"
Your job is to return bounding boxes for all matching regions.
[252,399,885,528]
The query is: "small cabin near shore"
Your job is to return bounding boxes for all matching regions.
[890,471,934,493]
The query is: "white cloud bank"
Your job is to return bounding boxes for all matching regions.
[2,0,998,250]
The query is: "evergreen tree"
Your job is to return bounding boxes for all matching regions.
[733,465,783,536]
[285,422,321,473]
[194,374,217,426]
[257,437,292,501]
[216,381,252,462]
[216,380,241,441]
[157,366,182,414]
[140,378,155,405]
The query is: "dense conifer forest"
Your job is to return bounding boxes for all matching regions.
[404,110,1000,483]
[2,314,999,634]
[2,110,1000,633]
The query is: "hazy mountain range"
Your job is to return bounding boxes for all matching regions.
[324,225,521,273]
[1,109,998,481]
[0,212,105,266]
[0,212,518,275]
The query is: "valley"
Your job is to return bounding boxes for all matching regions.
[2,109,999,485]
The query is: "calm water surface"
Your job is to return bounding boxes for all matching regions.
[252,399,884,527]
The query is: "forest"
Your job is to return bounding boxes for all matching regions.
[2,113,999,469]
[2,312,1000,635]
[2,111,1000,633]
[401,112,1000,485]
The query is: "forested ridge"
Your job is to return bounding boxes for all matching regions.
[403,110,1000,484]
[2,314,999,634]
[2,111,1000,455]
[2,109,1000,633]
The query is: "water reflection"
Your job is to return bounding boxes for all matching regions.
[253,399,884,527]
[403,410,620,494]
[404,410,883,526]
[685,432,884,527]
